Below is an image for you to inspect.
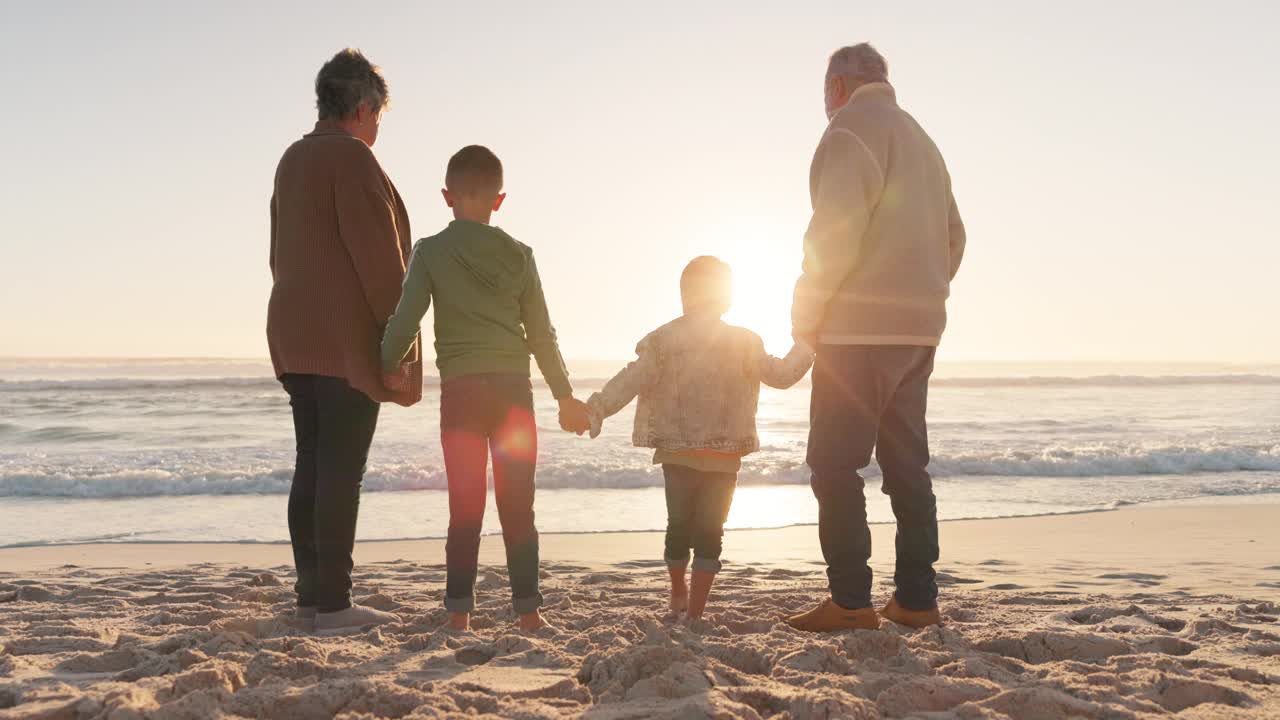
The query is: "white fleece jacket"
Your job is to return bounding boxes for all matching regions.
[792,83,966,346]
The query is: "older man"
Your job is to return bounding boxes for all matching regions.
[787,43,965,632]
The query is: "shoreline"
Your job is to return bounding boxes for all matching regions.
[0,503,1128,550]
[6,489,1279,551]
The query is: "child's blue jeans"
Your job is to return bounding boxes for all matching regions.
[662,464,736,573]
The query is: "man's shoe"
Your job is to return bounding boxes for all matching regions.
[296,606,318,620]
[314,604,398,633]
[879,596,941,629]
[786,598,881,632]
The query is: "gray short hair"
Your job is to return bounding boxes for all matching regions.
[315,48,389,120]
[827,43,889,87]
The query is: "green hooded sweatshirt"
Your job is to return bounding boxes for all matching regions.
[380,220,572,399]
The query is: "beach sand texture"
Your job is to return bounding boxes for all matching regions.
[2,504,1278,719]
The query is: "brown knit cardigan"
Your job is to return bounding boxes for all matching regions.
[267,122,422,406]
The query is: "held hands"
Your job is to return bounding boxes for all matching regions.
[557,396,591,436]
[382,365,412,393]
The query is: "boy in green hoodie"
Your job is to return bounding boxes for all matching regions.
[381,145,589,631]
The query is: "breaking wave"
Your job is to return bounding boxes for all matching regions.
[3,443,1277,498]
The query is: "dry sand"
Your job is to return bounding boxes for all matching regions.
[1,502,1278,718]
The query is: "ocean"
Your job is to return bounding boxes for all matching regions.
[1,358,1278,548]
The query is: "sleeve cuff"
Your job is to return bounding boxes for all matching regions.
[790,338,817,356]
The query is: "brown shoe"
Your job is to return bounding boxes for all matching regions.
[786,599,881,633]
[879,596,941,629]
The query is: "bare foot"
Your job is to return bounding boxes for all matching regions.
[518,610,546,631]
[447,612,470,631]
[682,614,710,632]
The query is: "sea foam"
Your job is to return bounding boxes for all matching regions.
[2,443,1277,497]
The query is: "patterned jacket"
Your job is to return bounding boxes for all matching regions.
[587,315,814,454]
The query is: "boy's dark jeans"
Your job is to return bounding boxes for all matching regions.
[441,374,542,614]
[807,345,939,612]
[283,373,381,613]
[662,464,737,573]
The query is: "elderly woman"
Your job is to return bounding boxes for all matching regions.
[267,48,420,632]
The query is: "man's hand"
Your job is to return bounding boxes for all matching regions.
[557,397,591,436]
[382,365,411,393]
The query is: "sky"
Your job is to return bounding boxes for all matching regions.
[1,1,1278,364]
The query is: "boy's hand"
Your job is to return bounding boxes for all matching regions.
[557,397,591,435]
[382,365,411,393]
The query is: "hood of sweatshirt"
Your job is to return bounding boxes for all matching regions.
[442,219,529,294]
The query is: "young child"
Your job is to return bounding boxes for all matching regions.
[586,256,813,621]
[381,145,590,632]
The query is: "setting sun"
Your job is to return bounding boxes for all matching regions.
[690,219,803,354]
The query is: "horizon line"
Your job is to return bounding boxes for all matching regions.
[2,355,1279,367]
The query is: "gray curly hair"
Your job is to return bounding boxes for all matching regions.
[315,48,389,120]
[827,43,889,88]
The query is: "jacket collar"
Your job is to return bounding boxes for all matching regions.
[830,82,897,119]
[304,119,353,139]
[681,310,726,326]
[850,82,896,104]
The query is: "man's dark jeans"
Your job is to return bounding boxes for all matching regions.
[662,464,737,574]
[441,374,542,614]
[807,345,938,611]
[283,373,381,613]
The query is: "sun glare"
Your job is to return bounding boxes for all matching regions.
[692,221,802,355]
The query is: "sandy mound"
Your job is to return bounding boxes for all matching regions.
[1,560,1277,718]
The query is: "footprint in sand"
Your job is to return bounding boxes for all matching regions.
[1235,603,1279,623]
[978,630,1137,664]
[455,646,496,666]
[15,585,56,602]
[1066,604,1187,631]
[581,572,633,585]
[1134,636,1198,656]
[56,648,149,675]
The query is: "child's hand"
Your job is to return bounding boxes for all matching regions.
[587,406,603,439]
[557,397,591,435]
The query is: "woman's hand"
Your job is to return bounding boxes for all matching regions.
[382,365,411,393]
